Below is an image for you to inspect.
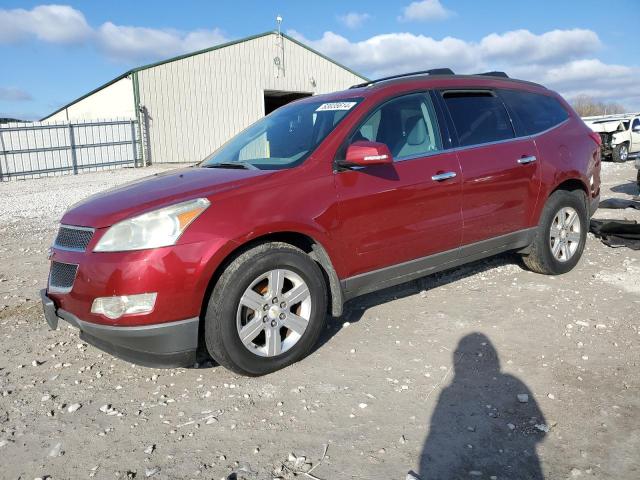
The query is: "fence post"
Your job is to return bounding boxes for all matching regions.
[0,128,6,181]
[130,120,139,168]
[68,123,78,175]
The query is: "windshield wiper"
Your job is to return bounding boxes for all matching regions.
[202,162,256,170]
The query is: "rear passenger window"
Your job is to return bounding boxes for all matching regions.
[499,89,569,135]
[442,91,514,147]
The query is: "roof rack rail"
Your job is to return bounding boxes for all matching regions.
[476,71,509,78]
[349,68,455,89]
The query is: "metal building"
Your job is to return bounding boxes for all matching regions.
[43,31,366,165]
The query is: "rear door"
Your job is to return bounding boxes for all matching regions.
[334,92,462,278]
[439,90,541,246]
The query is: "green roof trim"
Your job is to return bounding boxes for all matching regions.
[42,30,368,121]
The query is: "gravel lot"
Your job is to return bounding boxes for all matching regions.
[0,162,639,480]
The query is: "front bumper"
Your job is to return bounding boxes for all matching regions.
[41,289,198,368]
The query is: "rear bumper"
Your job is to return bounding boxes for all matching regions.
[41,289,198,368]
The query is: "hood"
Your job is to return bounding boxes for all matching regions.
[586,120,624,133]
[61,166,270,228]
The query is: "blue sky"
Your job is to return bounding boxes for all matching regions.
[1,0,639,120]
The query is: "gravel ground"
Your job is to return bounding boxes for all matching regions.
[0,162,639,480]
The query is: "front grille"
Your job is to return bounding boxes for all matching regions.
[49,261,78,292]
[54,225,94,251]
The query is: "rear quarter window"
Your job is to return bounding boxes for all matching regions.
[499,89,569,135]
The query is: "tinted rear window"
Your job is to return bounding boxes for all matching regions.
[442,91,514,147]
[499,89,569,135]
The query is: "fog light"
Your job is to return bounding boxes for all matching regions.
[91,293,157,320]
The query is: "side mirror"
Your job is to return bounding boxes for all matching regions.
[633,126,640,133]
[341,141,393,167]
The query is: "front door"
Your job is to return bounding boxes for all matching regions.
[334,92,463,279]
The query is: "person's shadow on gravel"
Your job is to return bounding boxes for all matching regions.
[415,333,547,480]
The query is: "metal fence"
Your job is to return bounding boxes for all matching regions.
[0,118,142,180]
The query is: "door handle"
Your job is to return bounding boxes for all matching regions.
[431,171,457,181]
[517,155,537,164]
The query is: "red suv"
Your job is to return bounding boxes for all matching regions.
[41,70,601,375]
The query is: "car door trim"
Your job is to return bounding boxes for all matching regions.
[341,227,536,300]
[444,117,571,154]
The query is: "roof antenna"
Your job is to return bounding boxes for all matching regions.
[274,15,285,78]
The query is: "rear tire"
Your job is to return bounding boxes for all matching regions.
[521,190,588,275]
[204,242,327,376]
[612,143,629,163]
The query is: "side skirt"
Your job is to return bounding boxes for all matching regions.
[341,228,536,300]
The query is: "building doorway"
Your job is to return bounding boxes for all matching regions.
[264,90,312,115]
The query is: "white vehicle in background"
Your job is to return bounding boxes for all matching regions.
[583,113,640,163]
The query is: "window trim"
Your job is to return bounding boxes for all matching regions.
[333,90,446,170]
[445,116,570,153]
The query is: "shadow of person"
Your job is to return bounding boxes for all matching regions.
[417,333,547,480]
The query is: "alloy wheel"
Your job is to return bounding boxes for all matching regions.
[549,207,581,262]
[236,269,312,357]
[620,145,629,161]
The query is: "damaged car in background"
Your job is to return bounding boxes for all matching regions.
[583,113,640,163]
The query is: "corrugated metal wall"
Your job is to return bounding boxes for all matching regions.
[137,33,365,164]
[45,77,136,122]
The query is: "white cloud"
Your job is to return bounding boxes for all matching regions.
[97,23,226,63]
[0,4,91,44]
[0,4,227,63]
[0,87,33,101]
[522,60,640,104]
[338,12,371,29]
[398,0,453,22]
[479,29,601,64]
[289,28,640,108]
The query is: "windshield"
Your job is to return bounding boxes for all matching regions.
[200,98,362,170]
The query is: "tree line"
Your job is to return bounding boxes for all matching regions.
[570,94,627,117]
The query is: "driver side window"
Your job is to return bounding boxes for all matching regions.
[350,93,442,161]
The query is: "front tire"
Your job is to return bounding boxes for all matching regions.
[204,242,327,376]
[612,143,629,163]
[522,190,588,275]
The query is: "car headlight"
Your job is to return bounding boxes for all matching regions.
[94,198,210,252]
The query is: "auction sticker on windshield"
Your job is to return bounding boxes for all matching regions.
[316,102,358,111]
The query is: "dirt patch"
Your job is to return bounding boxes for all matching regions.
[1,163,639,479]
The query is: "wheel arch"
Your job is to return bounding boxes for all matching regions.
[199,231,344,333]
[548,177,590,217]
[550,178,589,197]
